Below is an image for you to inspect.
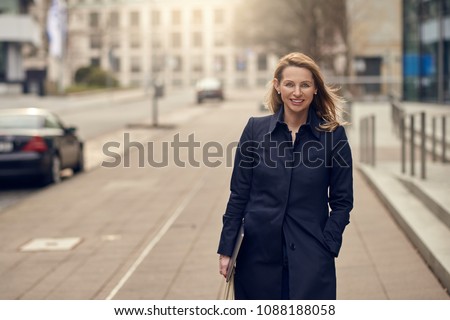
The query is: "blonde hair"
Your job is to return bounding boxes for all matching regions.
[264,52,346,132]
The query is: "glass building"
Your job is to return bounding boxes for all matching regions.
[403,0,450,104]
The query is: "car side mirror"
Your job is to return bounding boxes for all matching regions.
[64,126,77,135]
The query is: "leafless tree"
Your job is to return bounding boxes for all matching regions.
[232,0,350,76]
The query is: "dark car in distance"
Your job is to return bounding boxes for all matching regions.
[0,108,84,185]
[195,77,224,104]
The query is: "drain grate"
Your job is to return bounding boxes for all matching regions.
[20,237,82,252]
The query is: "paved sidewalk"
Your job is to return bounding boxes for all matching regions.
[0,92,448,299]
[349,101,450,293]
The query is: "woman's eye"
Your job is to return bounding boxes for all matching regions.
[301,83,310,88]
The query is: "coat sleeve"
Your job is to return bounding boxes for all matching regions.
[217,117,255,256]
[323,126,353,257]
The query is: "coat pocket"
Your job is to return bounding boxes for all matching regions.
[319,232,335,259]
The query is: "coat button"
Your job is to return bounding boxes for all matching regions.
[289,243,296,250]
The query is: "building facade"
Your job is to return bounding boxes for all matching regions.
[346,0,403,99]
[403,0,450,104]
[0,0,41,94]
[67,0,275,90]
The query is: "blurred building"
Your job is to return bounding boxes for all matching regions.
[67,0,275,90]
[403,0,450,104]
[0,0,41,94]
[347,0,403,100]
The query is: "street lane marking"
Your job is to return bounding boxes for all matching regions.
[105,175,205,300]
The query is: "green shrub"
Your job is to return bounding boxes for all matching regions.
[74,66,118,88]
[74,66,91,84]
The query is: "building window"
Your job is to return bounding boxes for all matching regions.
[445,0,450,14]
[421,0,439,21]
[214,32,225,47]
[171,32,181,48]
[192,32,202,47]
[109,11,119,28]
[172,10,181,25]
[235,54,247,71]
[110,56,120,72]
[109,34,120,48]
[192,9,202,25]
[354,56,382,94]
[0,43,6,81]
[130,34,141,49]
[403,0,449,103]
[131,57,141,73]
[214,9,224,24]
[214,55,225,72]
[90,58,100,67]
[257,53,267,71]
[90,34,102,49]
[151,33,162,49]
[172,55,182,72]
[151,10,160,26]
[152,55,164,73]
[192,55,203,72]
[89,12,99,28]
[130,11,140,27]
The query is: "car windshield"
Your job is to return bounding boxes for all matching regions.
[0,115,44,129]
[197,78,221,89]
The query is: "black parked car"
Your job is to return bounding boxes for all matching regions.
[0,108,84,185]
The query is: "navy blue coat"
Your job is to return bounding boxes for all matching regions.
[218,104,353,300]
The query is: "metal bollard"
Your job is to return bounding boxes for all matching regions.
[443,116,447,163]
[401,116,406,174]
[420,112,426,180]
[365,118,370,164]
[432,117,436,162]
[371,115,376,167]
[362,118,366,163]
[410,114,415,176]
[360,118,364,163]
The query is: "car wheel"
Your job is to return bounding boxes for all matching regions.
[43,154,61,185]
[73,147,84,174]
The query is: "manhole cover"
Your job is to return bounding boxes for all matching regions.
[20,237,82,252]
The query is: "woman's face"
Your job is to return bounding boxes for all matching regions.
[274,66,317,116]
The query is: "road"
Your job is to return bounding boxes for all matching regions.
[0,89,200,212]
[58,89,198,140]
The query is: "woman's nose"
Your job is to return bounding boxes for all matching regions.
[293,86,302,96]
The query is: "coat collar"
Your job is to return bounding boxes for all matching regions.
[268,103,322,140]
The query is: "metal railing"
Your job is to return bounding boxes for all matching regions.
[400,112,427,179]
[360,115,376,166]
[391,102,450,180]
[431,113,449,163]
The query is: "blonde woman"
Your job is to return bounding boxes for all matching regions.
[218,52,353,299]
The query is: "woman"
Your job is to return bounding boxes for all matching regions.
[217,52,353,300]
